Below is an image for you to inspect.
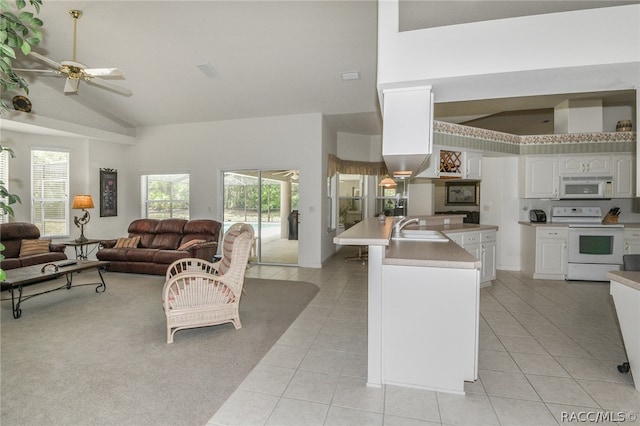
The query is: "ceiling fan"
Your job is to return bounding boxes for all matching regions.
[14,10,132,96]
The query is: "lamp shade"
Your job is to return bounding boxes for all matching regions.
[72,194,95,209]
[379,176,397,188]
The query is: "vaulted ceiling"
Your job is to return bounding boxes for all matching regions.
[5,0,638,137]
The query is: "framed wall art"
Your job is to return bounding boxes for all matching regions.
[445,181,478,205]
[100,168,118,217]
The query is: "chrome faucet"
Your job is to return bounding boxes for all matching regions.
[395,217,420,234]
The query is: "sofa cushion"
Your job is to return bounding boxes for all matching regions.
[19,239,51,257]
[127,219,159,248]
[123,248,160,263]
[150,233,182,250]
[153,249,191,265]
[0,222,41,258]
[20,252,67,267]
[114,236,141,249]
[148,219,187,249]
[96,248,132,262]
[0,258,21,270]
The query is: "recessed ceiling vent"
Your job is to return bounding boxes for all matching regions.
[197,63,218,78]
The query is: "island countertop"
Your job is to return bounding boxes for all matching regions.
[608,271,640,291]
[333,218,496,269]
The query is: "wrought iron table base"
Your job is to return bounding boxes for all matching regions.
[8,267,107,319]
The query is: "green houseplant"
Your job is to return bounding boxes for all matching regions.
[0,0,44,279]
[1,0,44,110]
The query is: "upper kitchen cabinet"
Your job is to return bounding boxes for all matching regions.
[465,151,483,180]
[520,155,559,199]
[613,154,635,198]
[415,146,482,180]
[559,154,612,176]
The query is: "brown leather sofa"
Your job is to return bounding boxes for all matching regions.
[0,222,68,270]
[96,218,222,275]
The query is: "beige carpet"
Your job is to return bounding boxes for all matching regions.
[1,271,319,426]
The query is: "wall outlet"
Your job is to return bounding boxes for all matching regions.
[444,218,450,224]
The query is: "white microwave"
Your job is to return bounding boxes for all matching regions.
[559,176,613,199]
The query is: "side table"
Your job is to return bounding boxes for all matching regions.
[63,239,104,260]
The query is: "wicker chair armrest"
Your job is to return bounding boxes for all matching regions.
[210,261,222,273]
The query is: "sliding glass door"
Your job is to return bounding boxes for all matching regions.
[222,170,299,265]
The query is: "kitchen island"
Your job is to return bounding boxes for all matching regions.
[608,270,640,392]
[334,215,496,394]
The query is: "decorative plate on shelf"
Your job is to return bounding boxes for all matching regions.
[12,95,32,112]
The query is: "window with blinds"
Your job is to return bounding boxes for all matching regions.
[31,149,70,237]
[142,174,190,219]
[0,149,8,224]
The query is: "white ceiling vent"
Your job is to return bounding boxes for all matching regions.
[341,71,360,81]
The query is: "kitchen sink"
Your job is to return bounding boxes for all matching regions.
[392,229,450,242]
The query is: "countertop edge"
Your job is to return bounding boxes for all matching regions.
[608,271,640,291]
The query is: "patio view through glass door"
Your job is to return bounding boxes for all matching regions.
[222,170,299,265]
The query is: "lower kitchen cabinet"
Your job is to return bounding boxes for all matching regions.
[445,229,496,285]
[624,228,640,254]
[521,226,568,279]
[481,231,497,283]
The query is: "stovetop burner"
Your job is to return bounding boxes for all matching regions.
[551,206,603,224]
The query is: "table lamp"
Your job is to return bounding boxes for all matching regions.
[72,194,94,243]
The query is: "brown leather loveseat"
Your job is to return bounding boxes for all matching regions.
[0,222,68,270]
[96,218,222,275]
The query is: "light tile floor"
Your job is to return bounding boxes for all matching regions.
[208,251,640,426]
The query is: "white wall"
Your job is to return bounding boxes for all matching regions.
[481,156,521,271]
[322,117,339,263]
[129,113,326,268]
[2,130,130,259]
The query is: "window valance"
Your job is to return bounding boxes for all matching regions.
[327,154,388,177]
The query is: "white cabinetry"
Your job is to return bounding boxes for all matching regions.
[465,151,483,180]
[624,228,640,254]
[560,154,612,176]
[445,230,496,285]
[480,231,497,283]
[534,227,568,279]
[613,154,635,198]
[415,146,482,180]
[520,156,559,199]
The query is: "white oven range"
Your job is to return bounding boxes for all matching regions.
[551,207,624,281]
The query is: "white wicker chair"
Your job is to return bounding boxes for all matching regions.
[162,230,254,343]
[165,258,217,282]
[212,223,255,275]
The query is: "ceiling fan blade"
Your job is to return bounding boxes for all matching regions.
[29,52,63,70]
[64,77,80,93]
[86,77,132,97]
[83,67,125,78]
[13,68,62,75]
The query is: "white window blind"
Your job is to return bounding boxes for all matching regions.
[0,149,9,224]
[31,150,70,237]
[142,174,190,219]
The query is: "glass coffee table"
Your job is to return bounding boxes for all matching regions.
[0,260,109,319]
